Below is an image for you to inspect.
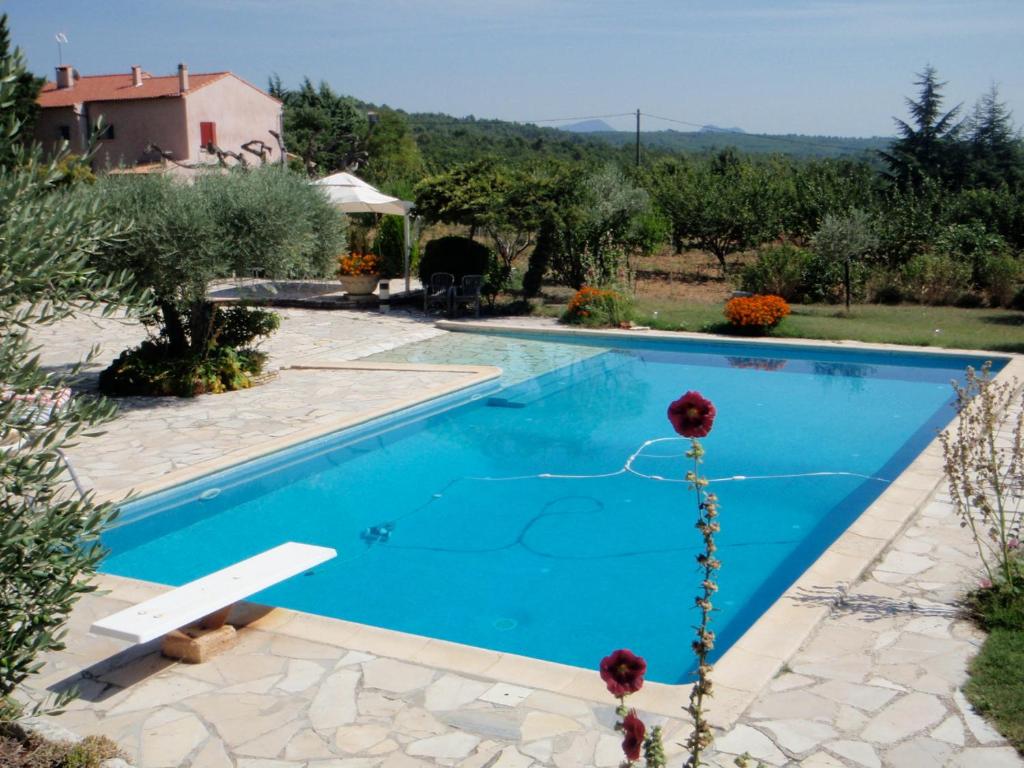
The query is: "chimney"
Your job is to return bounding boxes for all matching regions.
[131,65,143,87]
[178,63,189,93]
[56,65,74,89]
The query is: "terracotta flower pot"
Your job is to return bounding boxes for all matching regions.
[339,274,380,295]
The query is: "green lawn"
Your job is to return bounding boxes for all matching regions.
[627,300,1024,353]
[966,627,1024,751]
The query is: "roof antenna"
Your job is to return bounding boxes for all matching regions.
[55,32,68,66]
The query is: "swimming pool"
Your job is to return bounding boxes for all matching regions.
[103,332,1006,684]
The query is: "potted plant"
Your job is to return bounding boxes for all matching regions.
[338,252,381,295]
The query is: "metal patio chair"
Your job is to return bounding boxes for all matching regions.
[450,274,484,318]
[423,272,455,314]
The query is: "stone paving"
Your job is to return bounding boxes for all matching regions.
[19,308,1024,766]
[33,308,451,497]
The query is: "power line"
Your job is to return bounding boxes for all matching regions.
[404,112,635,127]
[524,112,636,124]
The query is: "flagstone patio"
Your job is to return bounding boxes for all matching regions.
[20,308,1024,767]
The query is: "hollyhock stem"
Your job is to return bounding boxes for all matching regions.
[685,438,718,768]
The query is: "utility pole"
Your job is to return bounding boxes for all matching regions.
[635,109,641,167]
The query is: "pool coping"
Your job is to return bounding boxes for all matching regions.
[435,318,1016,361]
[87,329,1023,729]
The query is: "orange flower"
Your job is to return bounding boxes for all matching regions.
[338,252,381,276]
[566,286,622,322]
[723,294,790,328]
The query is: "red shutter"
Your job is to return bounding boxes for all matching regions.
[200,121,217,148]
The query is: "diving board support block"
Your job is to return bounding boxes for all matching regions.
[90,542,337,645]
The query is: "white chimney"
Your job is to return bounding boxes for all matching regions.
[131,65,143,87]
[56,65,73,89]
[178,63,189,93]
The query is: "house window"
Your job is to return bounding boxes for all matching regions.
[200,121,217,149]
[95,123,115,140]
[57,125,71,141]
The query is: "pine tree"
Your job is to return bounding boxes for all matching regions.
[966,84,1024,189]
[0,13,44,165]
[881,66,966,190]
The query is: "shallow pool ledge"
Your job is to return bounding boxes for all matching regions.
[93,362,503,506]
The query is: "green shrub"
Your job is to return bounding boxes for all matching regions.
[934,222,1010,286]
[740,244,811,301]
[901,252,972,305]
[977,251,1021,307]
[372,216,418,278]
[954,291,986,308]
[522,223,552,297]
[0,730,124,768]
[99,341,268,397]
[99,306,277,397]
[215,306,280,349]
[417,235,493,284]
[1013,287,1024,311]
[865,267,905,304]
[482,258,512,307]
[561,286,633,327]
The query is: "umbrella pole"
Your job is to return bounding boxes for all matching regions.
[403,213,412,294]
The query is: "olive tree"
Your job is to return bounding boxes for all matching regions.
[1,46,147,719]
[86,168,345,395]
[811,208,878,310]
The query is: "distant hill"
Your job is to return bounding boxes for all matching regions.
[558,119,616,133]
[401,112,615,170]
[701,124,746,134]
[350,98,891,168]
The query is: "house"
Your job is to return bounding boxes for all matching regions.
[34,63,283,168]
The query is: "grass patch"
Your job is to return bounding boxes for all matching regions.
[965,626,1024,751]
[964,567,1024,753]
[628,300,1024,352]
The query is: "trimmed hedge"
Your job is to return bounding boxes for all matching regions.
[417,236,492,285]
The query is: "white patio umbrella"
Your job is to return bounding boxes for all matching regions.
[313,172,415,291]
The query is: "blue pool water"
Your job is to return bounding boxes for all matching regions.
[103,333,1006,683]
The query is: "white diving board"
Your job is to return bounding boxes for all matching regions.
[91,542,337,644]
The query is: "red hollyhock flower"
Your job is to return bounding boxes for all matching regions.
[600,649,647,696]
[621,710,646,761]
[667,391,716,438]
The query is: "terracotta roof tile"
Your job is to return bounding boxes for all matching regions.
[37,71,230,108]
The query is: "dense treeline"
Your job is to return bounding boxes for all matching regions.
[577,127,890,161]
[271,67,1023,309]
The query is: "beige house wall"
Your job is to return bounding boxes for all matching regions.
[184,78,282,165]
[86,98,188,168]
[33,105,86,155]
[33,75,280,168]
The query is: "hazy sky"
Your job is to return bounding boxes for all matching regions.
[6,0,1024,137]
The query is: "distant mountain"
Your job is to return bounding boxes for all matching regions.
[700,124,746,134]
[558,119,616,133]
